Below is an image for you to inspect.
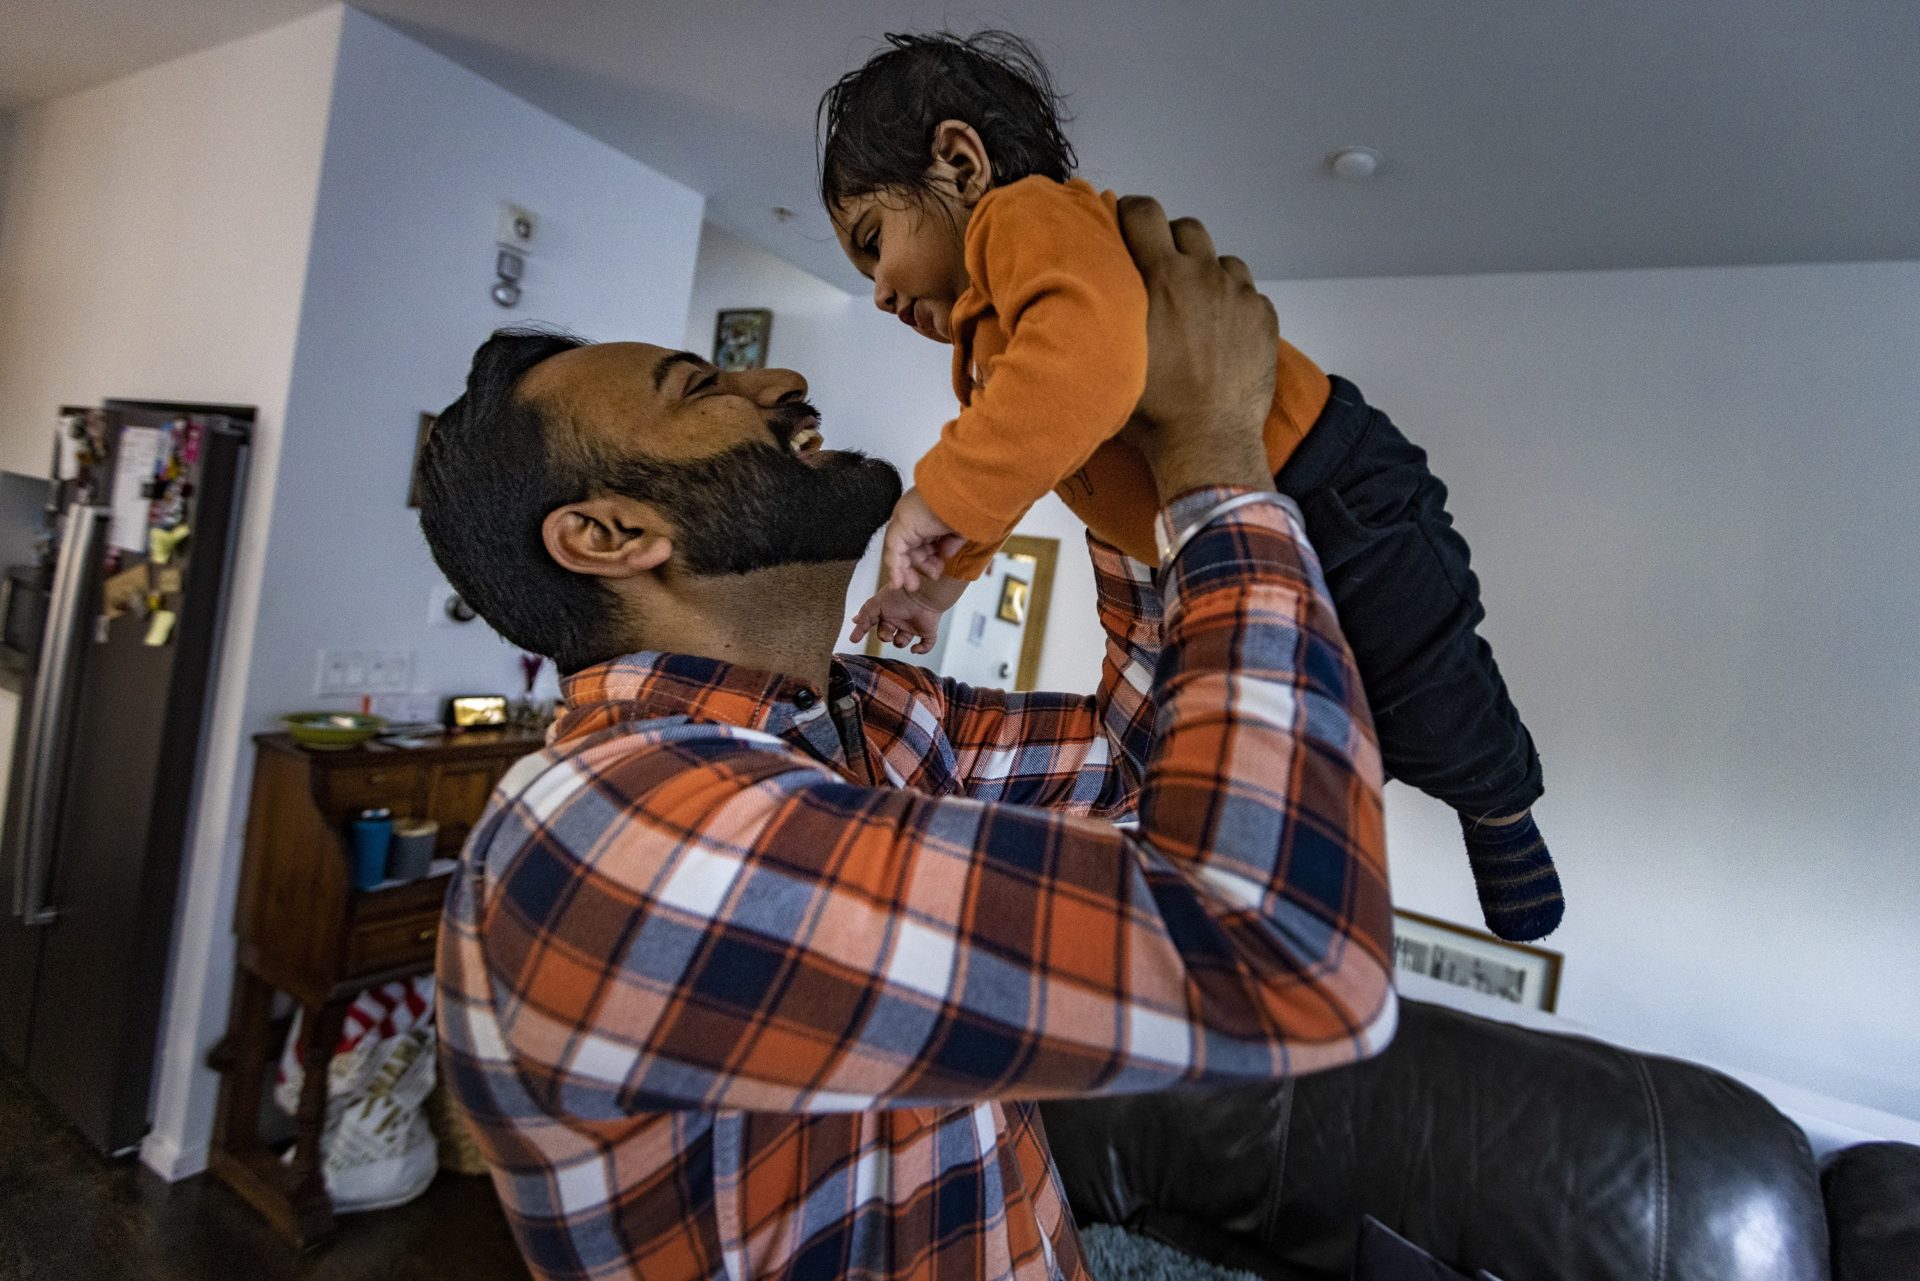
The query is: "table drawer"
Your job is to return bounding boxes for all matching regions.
[346,910,440,978]
[318,764,424,817]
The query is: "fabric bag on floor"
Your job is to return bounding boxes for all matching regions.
[274,977,439,1213]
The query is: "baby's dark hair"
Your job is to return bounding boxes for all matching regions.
[818,30,1076,212]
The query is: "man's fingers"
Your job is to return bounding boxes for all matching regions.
[1220,255,1253,286]
[1171,217,1216,260]
[1116,195,1176,266]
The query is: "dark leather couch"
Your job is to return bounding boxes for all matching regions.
[1041,998,1920,1280]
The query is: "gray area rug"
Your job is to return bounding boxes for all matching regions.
[1080,1223,1264,1281]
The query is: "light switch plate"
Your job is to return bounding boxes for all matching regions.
[317,649,366,695]
[366,649,414,692]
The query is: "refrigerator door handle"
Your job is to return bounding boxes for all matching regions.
[11,503,106,925]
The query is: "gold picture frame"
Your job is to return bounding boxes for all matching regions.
[997,575,1029,624]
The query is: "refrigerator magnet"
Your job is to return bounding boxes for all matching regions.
[143,610,177,648]
[149,524,190,565]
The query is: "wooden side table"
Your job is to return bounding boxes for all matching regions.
[206,729,544,1246]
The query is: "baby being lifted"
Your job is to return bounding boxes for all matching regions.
[821,31,1564,943]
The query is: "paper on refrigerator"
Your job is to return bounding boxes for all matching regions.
[108,426,163,552]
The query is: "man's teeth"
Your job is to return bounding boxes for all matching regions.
[788,427,822,453]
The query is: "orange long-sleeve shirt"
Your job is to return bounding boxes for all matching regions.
[918,176,1332,579]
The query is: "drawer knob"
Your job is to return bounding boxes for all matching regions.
[416,927,434,942]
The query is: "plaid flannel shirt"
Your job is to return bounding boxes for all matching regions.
[439,488,1396,1281]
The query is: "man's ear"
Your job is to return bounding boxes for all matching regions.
[928,120,993,204]
[542,495,674,579]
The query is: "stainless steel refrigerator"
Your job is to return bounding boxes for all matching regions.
[0,399,250,1154]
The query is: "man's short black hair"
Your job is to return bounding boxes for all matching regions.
[418,327,614,674]
[817,30,1076,211]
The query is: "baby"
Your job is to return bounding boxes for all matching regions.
[820,31,1562,942]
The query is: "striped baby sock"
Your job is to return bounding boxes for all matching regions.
[1459,809,1564,942]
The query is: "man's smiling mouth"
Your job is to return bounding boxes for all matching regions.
[771,406,824,458]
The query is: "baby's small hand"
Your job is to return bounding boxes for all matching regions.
[850,577,967,655]
[884,488,966,593]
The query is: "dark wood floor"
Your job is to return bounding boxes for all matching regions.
[0,1064,530,1281]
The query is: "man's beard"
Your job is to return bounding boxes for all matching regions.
[602,418,903,576]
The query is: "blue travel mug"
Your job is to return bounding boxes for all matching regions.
[350,808,394,890]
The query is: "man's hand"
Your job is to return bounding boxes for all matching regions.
[1116,197,1278,502]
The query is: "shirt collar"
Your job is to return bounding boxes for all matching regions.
[553,650,839,747]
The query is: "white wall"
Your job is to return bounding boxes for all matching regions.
[143,8,706,1177]
[1064,260,1917,1120]
[0,11,339,476]
[682,223,1100,693]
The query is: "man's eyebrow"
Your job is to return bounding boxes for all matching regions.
[651,350,709,392]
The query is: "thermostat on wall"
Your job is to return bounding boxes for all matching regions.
[496,202,537,253]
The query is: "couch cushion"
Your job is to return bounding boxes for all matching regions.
[1041,999,1831,1281]
[1353,1216,1498,1281]
[1821,1141,1920,1280]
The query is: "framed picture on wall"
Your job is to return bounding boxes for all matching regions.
[997,575,1029,624]
[1392,909,1563,1012]
[713,308,773,371]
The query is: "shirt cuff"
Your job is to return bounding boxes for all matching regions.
[1154,486,1303,566]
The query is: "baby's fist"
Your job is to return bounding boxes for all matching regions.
[883,488,964,592]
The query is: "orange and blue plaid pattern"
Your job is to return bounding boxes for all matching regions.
[438,489,1396,1280]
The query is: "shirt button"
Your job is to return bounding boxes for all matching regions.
[791,689,818,710]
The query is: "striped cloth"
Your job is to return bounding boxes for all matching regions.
[437,487,1397,1281]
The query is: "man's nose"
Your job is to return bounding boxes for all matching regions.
[729,365,807,406]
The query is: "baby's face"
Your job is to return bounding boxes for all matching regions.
[833,189,972,344]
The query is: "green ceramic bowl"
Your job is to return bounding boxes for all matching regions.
[282,711,387,750]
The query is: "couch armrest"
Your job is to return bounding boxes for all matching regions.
[1821,1141,1920,1280]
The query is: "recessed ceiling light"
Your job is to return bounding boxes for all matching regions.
[1328,147,1382,180]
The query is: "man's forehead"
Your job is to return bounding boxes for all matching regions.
[519,340,686,404]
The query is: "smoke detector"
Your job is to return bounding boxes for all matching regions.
[1328,146,1382,180]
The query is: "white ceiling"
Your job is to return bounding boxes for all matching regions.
[5,1,1917,289]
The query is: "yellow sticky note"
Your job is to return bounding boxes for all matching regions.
[143,609,176,647]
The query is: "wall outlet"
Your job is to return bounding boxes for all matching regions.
[317,649,367,695]
[369,692,441,724]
